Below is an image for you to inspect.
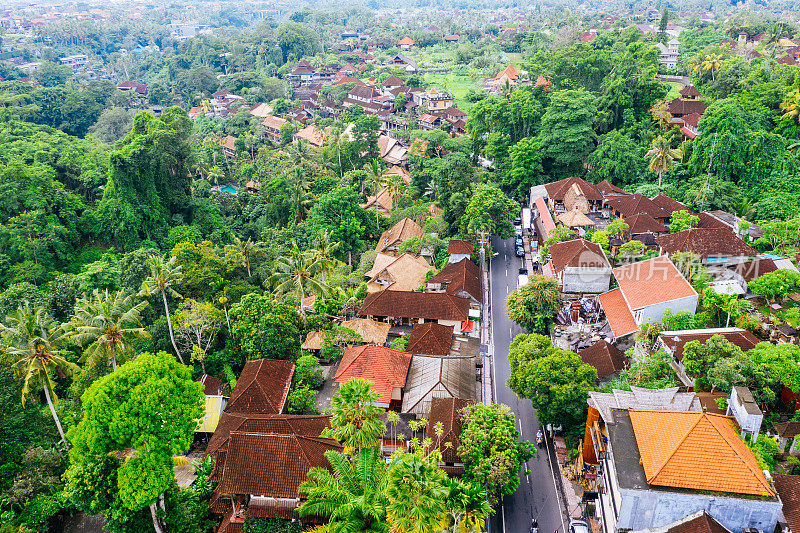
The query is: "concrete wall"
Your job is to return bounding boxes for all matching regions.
[635,294,699,326]
[562,267,612,294]
[615,488,782,533]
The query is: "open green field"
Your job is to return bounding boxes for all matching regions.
[665,81,682,100]
[420,72,482,112]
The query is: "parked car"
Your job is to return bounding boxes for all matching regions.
[531,240,538,251]
[514,216,522,226]
[569,521,589,533]
[515,236,523,247]
[515,245,525,257]
[518,268,529,287]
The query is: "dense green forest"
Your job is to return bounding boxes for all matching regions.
[1,6,800,531]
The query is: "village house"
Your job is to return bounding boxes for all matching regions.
[293,124,329,147]
[668,85,707,121]
[375,217,425,254]
[598,256,698,341]
[543,239,612,294]
[388,53,419,73]
[224,359,295,415]
[398,36,415,49]
[605,193,671,224]
[301,318,392,353]
[426,258,483,307]
[774,475,800,533]
[401,355,477,416]
[360,188,397,215]
[359,290,471,333]
[588,407,780,533]
[334,345,412,410]
[657,227,758,266]
[116,80,147,96]
[658,328,760,364]
[447,239,474,263]
[220,135,237,159]
[427,397,473,475]
[365,252,433,293]
[407,322,454,356]
[261,115,287,144]
[578,340,628,383]
[378,136,409,167]
[656,38,680,69]
[207,414,340,529]
[650,193,688,221]
[412,87,454,112]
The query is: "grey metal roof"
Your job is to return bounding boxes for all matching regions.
[588,386,701,424]
[401,355,476,416]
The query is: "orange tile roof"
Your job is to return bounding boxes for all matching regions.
[334,345,412,404]
[613,256,696,309]
[628,410,774,497]
[398,36,414,45]
[598,288,638,338]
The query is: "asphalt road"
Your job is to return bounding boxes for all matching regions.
[488,235,568,533]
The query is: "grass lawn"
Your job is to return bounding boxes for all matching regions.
[421,72,481,112]
[665,81,682,100]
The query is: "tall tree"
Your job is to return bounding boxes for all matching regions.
[298,447,389,532]
[68,351,204,533]
[385,447,449,533]
[139,255,184,364]
[506,277,561,334]
[0,304,78,446]
[645,135,682,188]
[224,235,263,277]
[458,403,534,504]
[322,378,385,452]
[537,89,598,177]
[460,182,518,239]
[70,289,150,371]
[268,241,331,319]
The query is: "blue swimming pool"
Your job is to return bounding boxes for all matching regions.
[217,184,238,194]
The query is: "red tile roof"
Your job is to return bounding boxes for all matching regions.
[658,329,759,361]
[197,374,224,395]
[428,258,483,302]
[727,258,778,283]
[578,340,628,379]
[650,193,688,214]
[225,359,295,415]
[657,228,757,259]
[629,410,774,496]
[216,432,341,499]
[495,64,519,80]
[679,85,702,98]
[427,397,473,464]
[663,512,732,533]
[598,288,638,338]
[774,475,800,533]
[407,322,454,355]
[207,413,331,456]
[544,176,603,202]
[668,97,707,116]
[625,214,668,235]
[613,256,696,309]
[548,239,610,274]
[607,193,671,219]
[596,179,628,197]
[334,345,412,404]
[376,217,424,252]
[448,239,474,255]
[360,290,470,322]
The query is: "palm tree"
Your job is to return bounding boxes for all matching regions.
[268,242,331,319]
[287,168,314,223]
[364,160,387,229]
[650,99,672,130]
[701,53,723,81]
[781,90,800,124]
[0,304,78,446]
[386,448,449,533]
[139,255,184,364]
[298,447,389,533]
[70,289,150,371]
[313,230,343,283]
[225,235,263,277]
[445,479,492,533]
[645,135,682,188]
[322,378,385,452]
[207,166,224,186]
